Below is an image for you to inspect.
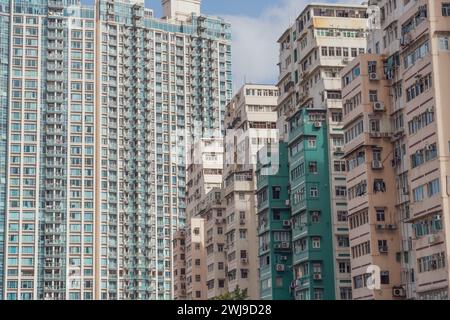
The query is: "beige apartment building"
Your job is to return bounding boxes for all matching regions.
[222,84,279,299]
[342,0,450,300]
[342,54,402,300]
[203,189,227,299]
[173,138,223,300]
[173,229,187,299]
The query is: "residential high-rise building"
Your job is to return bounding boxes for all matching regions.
[340,0,450,300]
[0,0,231,300]
[184,138,223,300]
[256,142,293,300]
[342,54,402,300]
[172,228,187,299]
[287,108,337,300]
[222,84,279,299]
[275,3,368,300]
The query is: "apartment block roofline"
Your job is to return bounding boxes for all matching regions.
[277,27,292,43]
[295,2,369,21]
[277,2,369,43]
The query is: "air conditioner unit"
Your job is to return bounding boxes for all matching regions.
[370,132,382,138]
[240,258,248,264]
[313,273,322,280]
[379,246,388,253]
[373,102,385,111]
[314,121,322,128]
[335,146,344,153]
[387,224,397,230]
[372,160,383,169]
[283,220,291,227]
[280,256,288,261]
[392,286,406,298]
[276,264,285,272]
[428,234,438,244]
[281,242,290,249]
[369,72,379,80]
[376,224,385,230]
[274,244,281,249]
[285,200,290,206]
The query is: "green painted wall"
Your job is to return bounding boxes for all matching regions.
[288,109,336,300]
[256,142,294,300]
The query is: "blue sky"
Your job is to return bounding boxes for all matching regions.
[81,0,362,88]
[81,0,274,17]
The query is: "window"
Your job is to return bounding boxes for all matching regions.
[311,211,320,223]
[442,3,450,16]
[378,240,388,253]
[376,209,385,222]
[334,161,346,172]
[314,288,324,300]
[312,237,321,249]
[380,271,390,284]
[374,179,386,193]
[332,112,343,122]
[406,74,432,102]
[428,179,440,197]
[309,161,318,173]
[310,186,319,198]
[417,252,446,273]
[337,236,350,247]
[307,138,316,148]
[335,186,347,197]
[272,186,281,199]
[273,210,281,220]
[414,186,424,202]
[368,61,377,73]
[339,261,351,273]
[337,210,348,222]
[439,37,449,51]
[340,287,352,300]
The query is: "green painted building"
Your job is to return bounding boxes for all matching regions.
[256,142,294,300]
[288,109,336,300]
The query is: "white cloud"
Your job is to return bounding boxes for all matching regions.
[216,0,362,90]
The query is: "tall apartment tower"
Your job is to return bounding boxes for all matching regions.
[223,84,279,299]
[276,3,368,300]
[0,0,231,300]
[342,54,402,299]
[256,142,293,300]
[341,0,450,300]
[184,138,223,300]
[174,138,227,301]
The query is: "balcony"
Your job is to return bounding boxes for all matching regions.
[295,276,310,289]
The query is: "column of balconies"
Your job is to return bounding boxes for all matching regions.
[42,0,67,300]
